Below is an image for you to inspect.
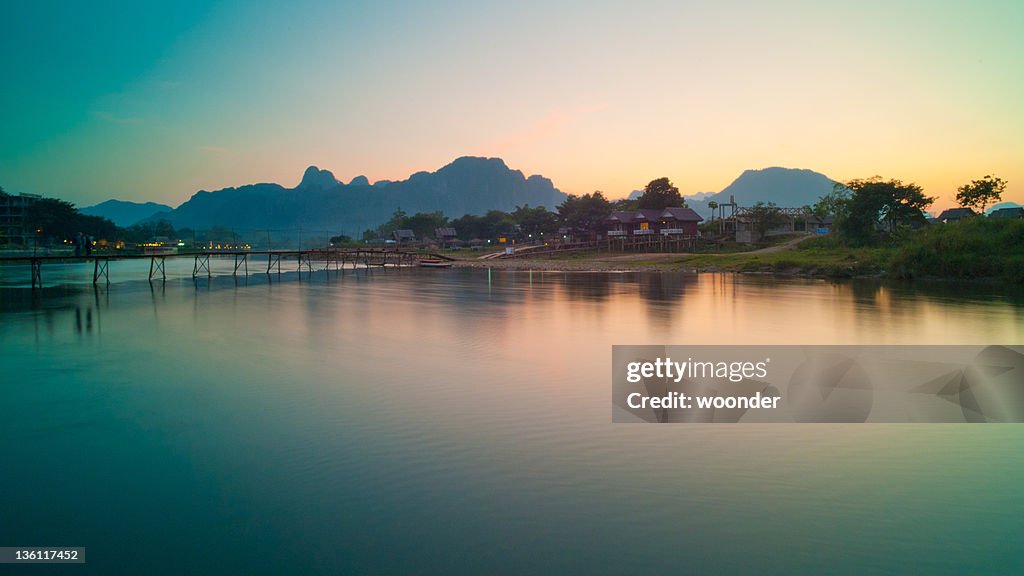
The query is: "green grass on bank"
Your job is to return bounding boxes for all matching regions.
[888,218,1024,283]
[441,219,1023,282]
[686,233,808,254]
[680,237,893,278]
[679,219,1024,281]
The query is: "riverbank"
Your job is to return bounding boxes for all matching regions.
[448,218,1024,282]
[448,236,891,278]
[449,251,887,277]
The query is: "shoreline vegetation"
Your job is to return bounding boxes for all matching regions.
[447,219,1024,284]
[5,174,1020,285]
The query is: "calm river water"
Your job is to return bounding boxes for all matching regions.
[2,261,1023,574]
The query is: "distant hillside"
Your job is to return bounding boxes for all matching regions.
[686,167,837,218]
[146,157,566,234]
[986,201,1022,214]
[81,199,172,226]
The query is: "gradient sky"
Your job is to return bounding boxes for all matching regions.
[2,0,1022,210]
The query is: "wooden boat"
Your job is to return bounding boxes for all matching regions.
[418,258,452,268]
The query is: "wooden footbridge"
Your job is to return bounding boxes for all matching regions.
[0,248,450,289]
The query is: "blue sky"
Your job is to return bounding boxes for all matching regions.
[2,0,1022,209]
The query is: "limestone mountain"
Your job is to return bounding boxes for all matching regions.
[686,167,837,218]
[147,157,566,234]
[80,199,173,226]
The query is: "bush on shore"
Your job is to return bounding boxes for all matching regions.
[888,218,1024,282]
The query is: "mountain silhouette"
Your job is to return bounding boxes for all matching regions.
[986,201,1022,214]
[81,199,172,226]
[686,167,837,217]
[297,166,340,191]
[145,156,566,234]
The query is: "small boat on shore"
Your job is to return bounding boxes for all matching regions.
[418,258,452,268]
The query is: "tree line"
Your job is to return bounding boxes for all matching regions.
[8,172,1008,249]
[16,197,119,245]
[704,173,1009,246]
[6,176,687,247]
[812,174,1008,246]
[0,192,247,247]
[356,177,687,243]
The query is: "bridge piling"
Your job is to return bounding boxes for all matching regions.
[233,253,247,276]
[192,254,211,278]
[93,258,109,285]
[149,256,166,282]
[5,248,429,290]
[31,258,42,289]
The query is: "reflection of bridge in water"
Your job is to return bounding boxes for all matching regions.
[1,249,452,289]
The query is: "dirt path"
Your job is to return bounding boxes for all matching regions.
[739,234,812,255]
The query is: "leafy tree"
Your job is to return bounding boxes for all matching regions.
[812,184,852,223]
[177,227,197,245]
[480,210,516,239]
[707,200,718,223]
[25,198,80,242]
[956,175,1006,214]
[155,219,176,238]
[450,211,515,241]
[209,225,236,243]
[329,234,353,245]
[511,204,558,237]
[402,211,448,238]
[120,219,179,244]
[613,197,639,211]
[450,214,483,240]
[836,177,933,244]
[0,185,7,198]
[745,202,789,242]
[637,177,683,210]
[558,191,613,236]
[78,214,117,241]
[23,197,118,244]
[369,209,408,238]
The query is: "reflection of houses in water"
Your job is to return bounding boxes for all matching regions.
[559,272,615,301]
[551,271,699,304]
[637,272,697,302]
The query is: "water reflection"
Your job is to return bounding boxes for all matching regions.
[635,271,697,302]
[6,268,1023,350]
[2,268,1024,575]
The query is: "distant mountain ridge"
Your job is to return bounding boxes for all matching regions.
[986,201,1022,214]
[80,199,172,226]
[144,156,566,234]
[99,162,840,233]
[685,167,837,218]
